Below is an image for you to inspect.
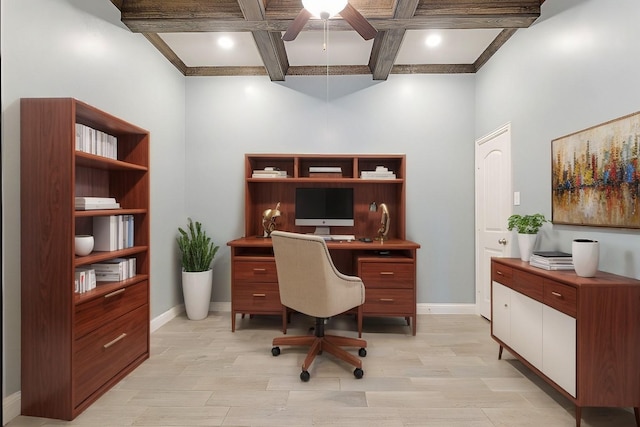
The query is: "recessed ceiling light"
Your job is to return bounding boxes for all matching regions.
[425,34,442,48]
[218,36,234,50]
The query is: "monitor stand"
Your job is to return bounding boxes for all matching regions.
[312,226,331,237]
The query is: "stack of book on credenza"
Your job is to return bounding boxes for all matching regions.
[529,251,574,270]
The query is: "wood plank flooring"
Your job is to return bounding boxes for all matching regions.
[7,313,637,426]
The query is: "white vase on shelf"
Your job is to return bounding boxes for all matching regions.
[517,233,537,262]
[74,235,94,256]
[572,239,599,277]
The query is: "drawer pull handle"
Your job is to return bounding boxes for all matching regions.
[379,298,395,302]
[252,293,266,297]
[551,291,563,298]
[496,270,504,275]
[253,268,267,274]
[104,288,126,299]
[380,272,395,276]
[103,333,127,349]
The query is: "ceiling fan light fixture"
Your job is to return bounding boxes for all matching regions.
[302,0,348,19]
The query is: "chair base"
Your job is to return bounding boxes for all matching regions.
[272,317,367,378]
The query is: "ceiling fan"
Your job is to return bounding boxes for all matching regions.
[282,0,377,42]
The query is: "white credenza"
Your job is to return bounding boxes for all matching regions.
[491,258,640,427]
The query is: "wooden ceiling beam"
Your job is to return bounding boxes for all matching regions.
[237,0,289,81]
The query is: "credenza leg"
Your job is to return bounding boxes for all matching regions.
[498,345,503,360]
[575,405,581,427]
[634,406,639,427]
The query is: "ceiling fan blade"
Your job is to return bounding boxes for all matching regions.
[339,3,377,40]
[282,9,312,41]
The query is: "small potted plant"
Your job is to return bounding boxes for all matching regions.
[177,218,219,320]
[507,214,548,261]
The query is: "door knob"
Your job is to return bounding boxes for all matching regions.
[498,238,507,245]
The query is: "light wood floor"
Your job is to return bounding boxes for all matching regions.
[7,313,637,426]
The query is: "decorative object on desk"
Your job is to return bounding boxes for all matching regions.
[74,235,94,256]
[375,203,390,241]
[262,202,282,237]
[552,111,640,228]
[507,213,548,261]
[177,218,220,320]
[572,239,599,277]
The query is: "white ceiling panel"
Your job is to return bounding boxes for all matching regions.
[159,32,263,67]
[285,31,375,66]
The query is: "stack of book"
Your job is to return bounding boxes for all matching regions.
[529,251,574,270]
[360,166,396,180]
[75,123,118,159]
[251,167,287,178]
[91,257,136,282]
[93,215,135,251]
[75,196,120,210]
[309,166,342,178]
[74,267,96,293]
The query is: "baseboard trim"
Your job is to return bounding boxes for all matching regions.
[416,303,477,315]
[3,391,21,425]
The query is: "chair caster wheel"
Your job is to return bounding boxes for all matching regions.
[358,348,367,357]
[300,370,310,382]
[271,347,280,356]
[354,368,364,379]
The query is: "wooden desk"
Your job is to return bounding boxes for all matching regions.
[228,237,420,335]
[491,258,640,427]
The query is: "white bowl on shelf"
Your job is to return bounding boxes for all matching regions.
[75,235,94,256]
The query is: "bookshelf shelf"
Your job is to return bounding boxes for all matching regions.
[20,98,150,420]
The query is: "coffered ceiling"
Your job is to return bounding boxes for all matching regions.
[111,0,543,81]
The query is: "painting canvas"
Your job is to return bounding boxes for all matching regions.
[552,111,640,228]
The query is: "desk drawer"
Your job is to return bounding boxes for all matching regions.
[492,262,513,286]
[363,289,414,314]
[233,282,282,312]
[75,281,148,339]
[73,304,148,406]
[513,269,544,303]
[233,260,277,283]
[359,261,414,289]
[543,280,577,318]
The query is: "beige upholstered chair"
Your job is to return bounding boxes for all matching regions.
[270,230,367,381]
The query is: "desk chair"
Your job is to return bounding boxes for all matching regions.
[269,231,367,381]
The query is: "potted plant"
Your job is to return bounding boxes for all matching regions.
[507,214,548,262]
[177,218,220,320]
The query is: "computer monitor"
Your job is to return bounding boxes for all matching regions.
[295,187,354,235]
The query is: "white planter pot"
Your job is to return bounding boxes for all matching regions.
[572,239,599,277]
[517,233,538,262]
[182,269,213,320]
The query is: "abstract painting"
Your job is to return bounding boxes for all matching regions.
[552,111,640,228]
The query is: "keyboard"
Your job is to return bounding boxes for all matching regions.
[328,235,356,241]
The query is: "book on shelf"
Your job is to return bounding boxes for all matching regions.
[75,196,121,210]
[309,166,342,173]
[360,165,396,179]
[252,170,287,178]
[309,172,342,178]
[92,257,136,281]
[93,215,134,251]
[75,123,118,160]
[74,267,96,293]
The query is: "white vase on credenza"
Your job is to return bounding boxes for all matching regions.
[572,239,599,277]
[517,233,538,262]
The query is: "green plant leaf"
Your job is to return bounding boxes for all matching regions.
[177,218,220,272]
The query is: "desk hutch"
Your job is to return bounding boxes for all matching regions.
[227,154,420,335]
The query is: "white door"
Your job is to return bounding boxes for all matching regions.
[475,123,513,319]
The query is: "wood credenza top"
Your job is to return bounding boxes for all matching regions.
[492,257,640,288]
[228,236,420,251]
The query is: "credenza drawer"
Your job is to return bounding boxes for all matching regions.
[73,304,148,406]
[513,269,544,302]
[74,281,148,339]
[543,280,577,318]
[492,262,513,286]
[359,261,414,288]
[233,282,282,312]
[233,260,277,283]
[363,289,414,314]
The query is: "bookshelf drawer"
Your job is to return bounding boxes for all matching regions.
[543,280,577,318]
[75,281,148,339]
[492,262,513,286]
[359,261,414,289]
[73,305,148,406]
[233,260,278,283]
[233,283,282,312]
[363,289,414,314]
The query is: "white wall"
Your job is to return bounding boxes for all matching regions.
[1,0,186,399]
[184,74,477,304]
[476,0,640,277]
